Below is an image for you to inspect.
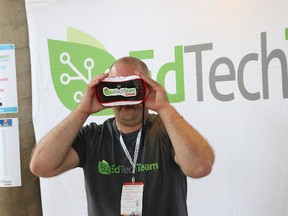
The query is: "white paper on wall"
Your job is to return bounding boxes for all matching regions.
[0,118,21,187]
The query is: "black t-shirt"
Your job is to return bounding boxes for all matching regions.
[72,114,188,216]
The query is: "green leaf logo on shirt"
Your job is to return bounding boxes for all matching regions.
[98,160,111,175]
[47,27,115,116]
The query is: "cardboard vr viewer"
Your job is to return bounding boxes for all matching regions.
[95,75,146,106]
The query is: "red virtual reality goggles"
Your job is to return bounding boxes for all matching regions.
[95,75,147,106]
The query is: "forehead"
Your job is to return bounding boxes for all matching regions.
[108,62,141,77]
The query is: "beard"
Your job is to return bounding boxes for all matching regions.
[114,104,144,127]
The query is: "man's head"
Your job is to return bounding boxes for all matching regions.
[108,57,149,132]
[108,56,149,78]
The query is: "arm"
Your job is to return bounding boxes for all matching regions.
[136,71,215,178]
[158,105,214,178]
[30,73,109,177]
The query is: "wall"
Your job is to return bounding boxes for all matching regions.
[0,0,42,215]
[26,1,288,215]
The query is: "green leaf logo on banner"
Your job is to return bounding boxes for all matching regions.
[47,28,116,115]
[98,160,111,175]
[67,27,108,50]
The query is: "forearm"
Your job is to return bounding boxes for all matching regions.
[30,108,88,176]
[158,105,214,178]
[30,74,108,177]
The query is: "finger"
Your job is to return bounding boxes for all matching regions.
[89,73,109,87]
[135,71,161,90]
[93,73,109,82]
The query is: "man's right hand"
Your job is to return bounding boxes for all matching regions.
[76,73,109,115]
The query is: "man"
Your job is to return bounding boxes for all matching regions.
[30,57,215,215]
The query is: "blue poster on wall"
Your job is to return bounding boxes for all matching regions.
[0,44,18,113]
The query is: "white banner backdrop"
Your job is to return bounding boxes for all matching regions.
[26,1,288,215]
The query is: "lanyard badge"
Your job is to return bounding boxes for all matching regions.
[121,182,144,216]
[119,128,142,183]
[119,128,144,215]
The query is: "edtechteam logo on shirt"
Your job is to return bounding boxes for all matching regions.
[98,160,159,175]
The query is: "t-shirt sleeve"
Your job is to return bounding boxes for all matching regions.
[71,127,87,167]
[71,123,100,167]
[153,115,176,162]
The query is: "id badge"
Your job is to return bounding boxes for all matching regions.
[121,182,144,216]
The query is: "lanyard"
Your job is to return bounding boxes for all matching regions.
[119,128,142,184]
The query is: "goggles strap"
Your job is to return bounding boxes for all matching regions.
[141,101,145,146]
